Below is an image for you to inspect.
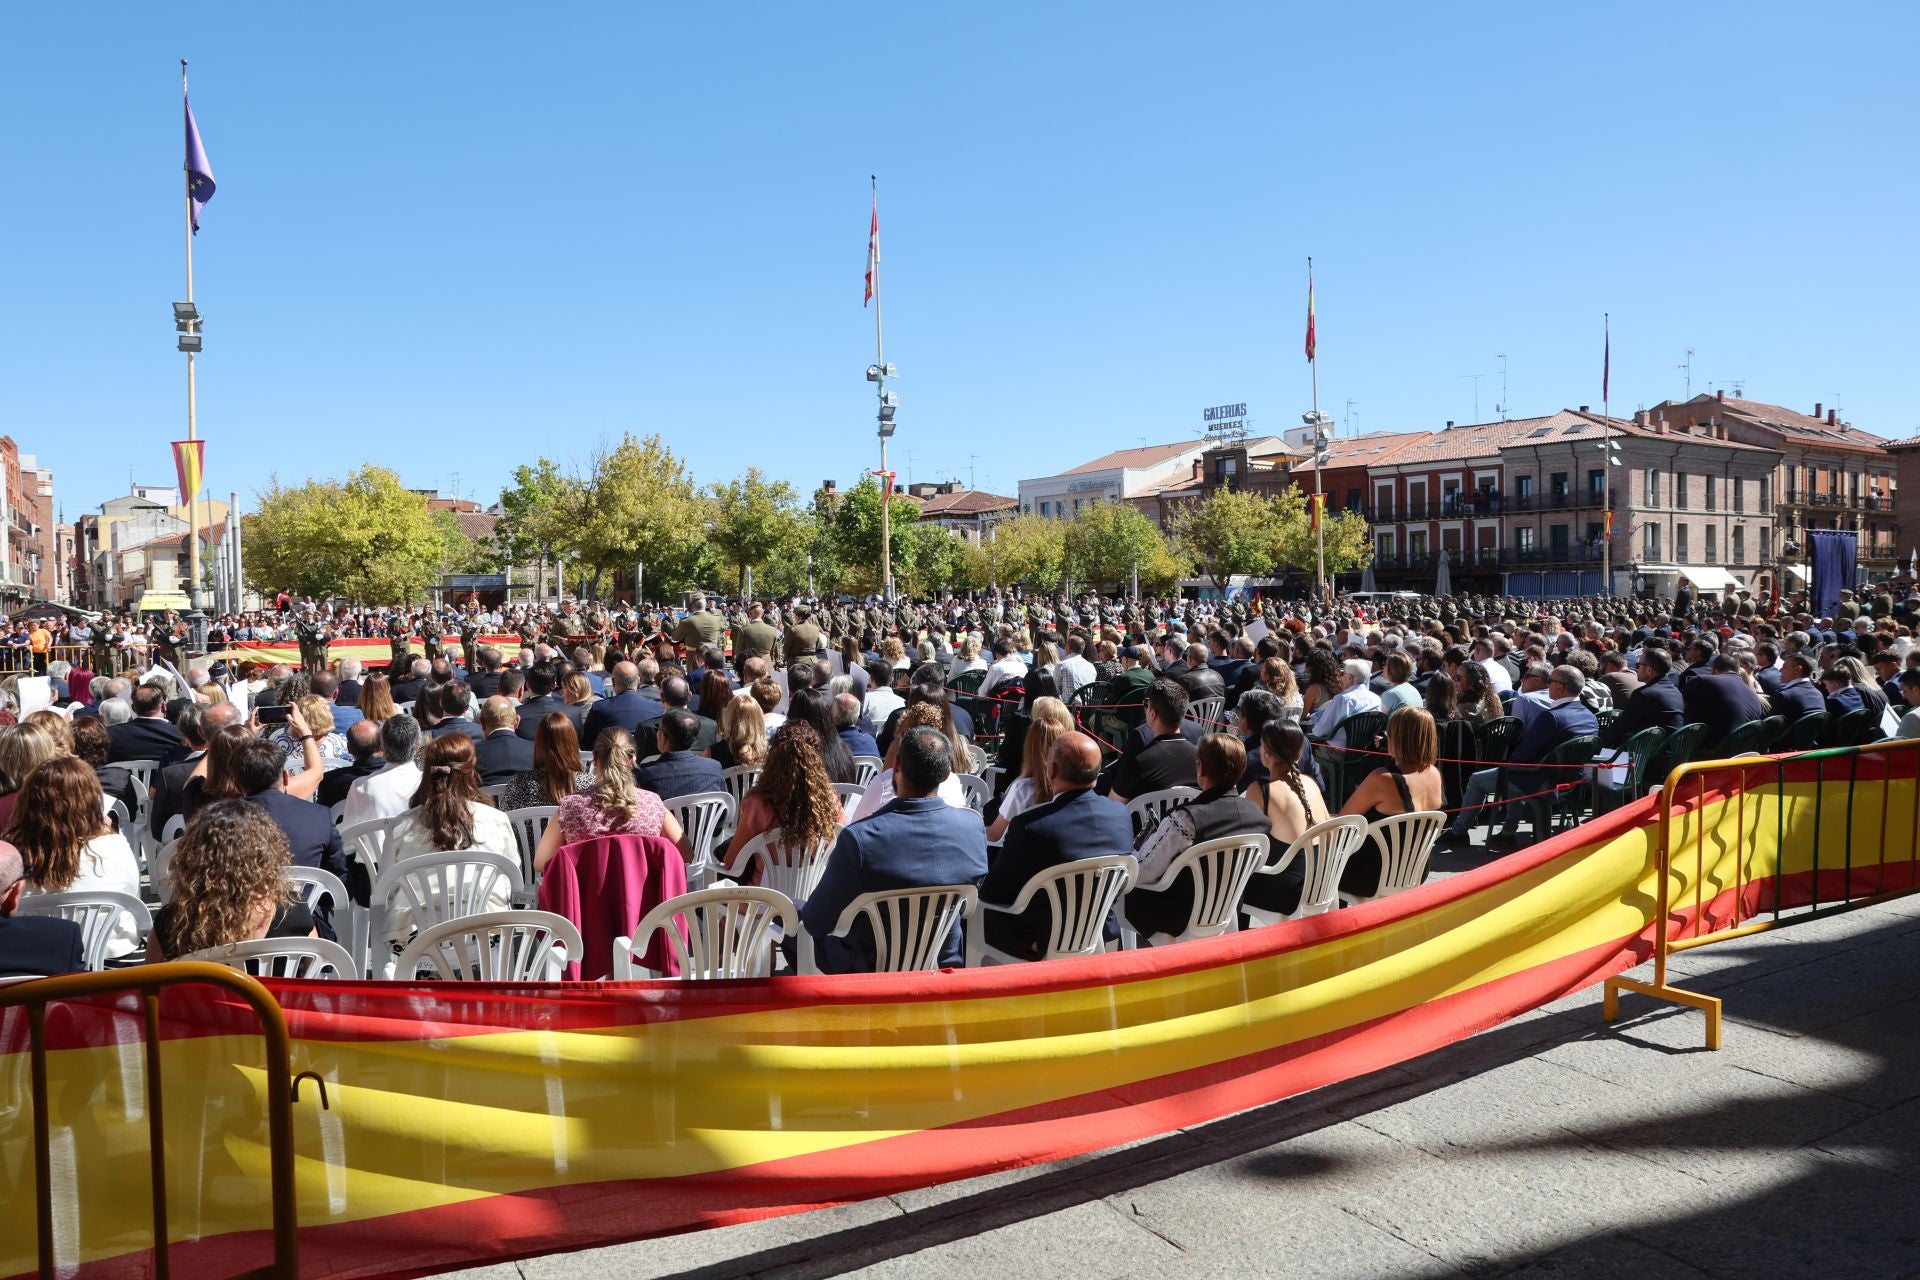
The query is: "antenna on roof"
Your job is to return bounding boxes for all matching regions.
[1460,373,1485,423]
[1344,399,1359,437]
[1678,348,1695,397]
[1495,354,1508,420]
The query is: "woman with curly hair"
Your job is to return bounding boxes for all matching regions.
[785,687,855,783]
[711,695,768,770]
[729,721,845,866]
[1456,659,1504,724]
[850,703,970,821]
[532,728,681,873]
[1300,647,1342,722]
[146,800,314,961]
[6,756,142,959]
[1258,657,1304,723]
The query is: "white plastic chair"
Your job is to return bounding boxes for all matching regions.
[368,850,526,979]
[1186,696,1227,729]
[616,886,796,979]
[954,773,992,814]
[578,750,595,771]
[149,839,181,905]
[1340,811,1446,907]
[1126,786,1199,836]
[1119,833,1270,947]
[286,865,357,960]
[799,884,978,974]
[118,759,162,799]
[184,936,360,980]
[1243,815,1369,925]
[832,782,867,823]
[129,774,153,833]
[329,799,348,827]
[507,806,558,887]
[721,764,762,805]
[339,815,397,883]
[720,827,837,907]
[16,891,152,971]
[664,792,737,890]
[480,782,510,804]
[969,855,1137,965]
[851,755,883,787]
[394,910,584,982]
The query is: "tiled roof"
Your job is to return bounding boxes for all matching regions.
[452,511,498,541]
[918,489,1017,518]
[1287,431,1428,474]
[1879,435,1920,451]
[1705,396,1889,451]
[1061,439,1208,476]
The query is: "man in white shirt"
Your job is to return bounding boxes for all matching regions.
[1473,638,1514,693]
[1309,660,1383,745]
[343,715,424,826]
[1055,635,1098,703]
[979,639,1029,699]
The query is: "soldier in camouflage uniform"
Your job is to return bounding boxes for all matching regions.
[294,609,330,675]
[458,611,483,675]
[387,612,411,666]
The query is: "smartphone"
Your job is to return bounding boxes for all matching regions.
[256,704,293,724]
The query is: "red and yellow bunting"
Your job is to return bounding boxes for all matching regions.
[2,754,1911,1279]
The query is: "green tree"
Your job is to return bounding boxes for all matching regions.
[569,434,708,599]
[1270,486,1374,576]
[489,458,577,597]
[246,466,449,603]
[979,514,1067,591]
[708,468,807,597]
[824,477,921,595]
[1064,501,1171,591]
[1167,488,1283,590]
[898,523,974,597]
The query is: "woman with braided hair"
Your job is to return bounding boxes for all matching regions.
[1244,719,1328,849]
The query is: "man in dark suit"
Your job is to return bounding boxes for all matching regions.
[801,726,988,974]
[637,710,727,802]
[1753,643,1785,700]
[107,684,188,765]
[1821,667,1866,719]
[1772,653,1828,725]
[426,680,485,744]
[474,698,535,785]
[310,671,363,734]
[467,646,506,699]
[582,661,665,750]
[233,739,350,939]
[1103,681,1199,803]
[149,701,242,839]
[388,658,431,708]
[1681,657,1766,755]
[515,666,585,740]
[333,657,365,711]
[637,676,716,754]
[317,720,385,809]
[1449,665,1597,850]
[834,693,879,759]
[0,842,86,976]
[979,733,1132,959]
[1599,649,1685,750]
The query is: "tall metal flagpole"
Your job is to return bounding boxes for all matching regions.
[871,176,894,603]
[182,60,205,631]
[1309,258,1326,605]
[1602,312,1612,598]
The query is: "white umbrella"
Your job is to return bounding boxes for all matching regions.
[1434,551,1453,598]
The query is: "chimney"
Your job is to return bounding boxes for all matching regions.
[1814,402,1823,420]
[1578,405,1590,414]
[1828,409,1838,426]
[1716,389,1724,402]
[1445,420,1454,430]
[1635,409,1650,427]
[1192,459,1204,481]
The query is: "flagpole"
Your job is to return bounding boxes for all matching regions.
[182,59,205,632]
[1602,312,1611,599]
[871,175,893,603]
[1310,258,1326,606]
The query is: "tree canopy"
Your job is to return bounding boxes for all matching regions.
[247,466,451,603]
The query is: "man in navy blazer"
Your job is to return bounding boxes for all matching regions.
[979,733,1133,959]
[1449,665,1596,848]
[636,711,726,801]
[107,685,188,765]
[234,739,350,940]
[0,843,86,977]
[426,680,485,744]
[1772,654,1829,725]
[802,726,988,974]
[834,693,880,760]
[1599,650,1685,750]
[474,698,536,785]
[514,666,585,740]
[1681,657,1766,755]
[582,661,664,750]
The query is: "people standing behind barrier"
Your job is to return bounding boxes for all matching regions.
[1127,734,1271,943]
[1336,708,1445,901]
[987,697,1075,842]
[146,800,316,962]
[5,756,142,959]
[802,725,988,974]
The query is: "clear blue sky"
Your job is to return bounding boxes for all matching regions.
[7,4,1918,523]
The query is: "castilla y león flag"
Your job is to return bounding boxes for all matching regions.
[172,440,204,506]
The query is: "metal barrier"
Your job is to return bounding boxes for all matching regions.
[1604,739,1920,1048]
[0,961,321,1279]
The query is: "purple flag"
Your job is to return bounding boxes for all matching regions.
[185,95,216,233]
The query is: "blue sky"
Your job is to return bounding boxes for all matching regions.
[6,4,1917,522]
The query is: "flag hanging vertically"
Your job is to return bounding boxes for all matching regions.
[1304,262,1316,362]
[185,95,216,233]
[1602,315,1610,404]
[172,440,205,506]
[1310,492,1325,530]
[864,196,879,307]
[1605,510,1614,540]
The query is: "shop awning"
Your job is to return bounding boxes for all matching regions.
[1783,563,1810,583]
[1637,565,1738,593]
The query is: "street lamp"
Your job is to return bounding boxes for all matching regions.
[172,297,209,653]
[1302,410,1333,602]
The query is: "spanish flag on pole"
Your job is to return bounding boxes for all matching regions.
[172,439,204,506]
[1310,492,1325,530]
[1305,260,1316,362]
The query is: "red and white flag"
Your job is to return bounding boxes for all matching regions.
[864,197,879,307]
[1304,261,1316,362]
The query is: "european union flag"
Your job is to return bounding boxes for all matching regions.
[185,95,215,232]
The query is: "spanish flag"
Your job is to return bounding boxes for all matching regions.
[172,439,204,506]
[1310,492,1325,530]
[1304,260,1316,362]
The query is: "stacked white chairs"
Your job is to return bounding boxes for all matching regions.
[1125,787,1198,837]
[1243,815,1369,926]
[800,884,977,975]
[970,855,1137,965]
[615,886,796,979]
[395,910,583,982]
[721,765,763,806]
[1119,833,1270,948]
[665,792,737,890]
[185,937,359,980]
[16,891,152,971]
[367,850,524,978]
[719,828,836,908]
[850,755,883,787]
[1339,812,1446,908]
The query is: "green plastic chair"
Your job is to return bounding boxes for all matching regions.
[1787,711,1830,750]
[1757,715,1788,751]
[1716,720,1767,759]
[1820,708,1871,749]
[1642,723,1707,796]
[1503,733,1600,844]
[1312,710,1388,809]
[1593,725,1668,814]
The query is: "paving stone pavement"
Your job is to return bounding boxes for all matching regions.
[437,896,1920,1280]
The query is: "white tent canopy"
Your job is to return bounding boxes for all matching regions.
[1638,565,1739,593]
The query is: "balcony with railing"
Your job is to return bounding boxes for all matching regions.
[1780,490,1893,512]
[1503,488,1617,514]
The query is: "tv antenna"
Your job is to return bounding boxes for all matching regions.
[1495,354,1508,420]
[1460,373,1486,423]
[1708,378,1747,399]
[1678,348,1695,397]
[1343,400,1359,437]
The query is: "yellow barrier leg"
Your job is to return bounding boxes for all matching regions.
[1603,975,1724,1050]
